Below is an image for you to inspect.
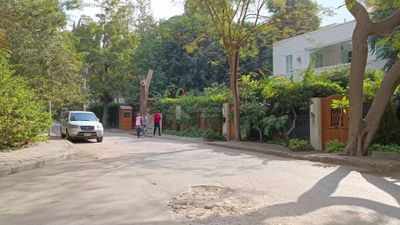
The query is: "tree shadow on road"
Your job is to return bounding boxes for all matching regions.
[194,166,400,225]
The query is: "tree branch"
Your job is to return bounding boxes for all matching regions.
[370,9,400,35]
[345,0,373,30]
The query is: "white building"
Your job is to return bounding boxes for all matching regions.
[273,20,386,79]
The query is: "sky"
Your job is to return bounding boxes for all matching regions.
[68,0,354,27]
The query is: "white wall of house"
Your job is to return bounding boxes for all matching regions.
[273,20,385,79]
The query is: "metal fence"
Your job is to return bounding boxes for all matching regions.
[288,110,310,140]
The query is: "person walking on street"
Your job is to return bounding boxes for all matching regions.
[153,111,161,136]
[135,112,143,138]
[142,113,149,137]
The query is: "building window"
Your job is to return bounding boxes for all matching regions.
[341,50,352,63]
[311,52,323,68]
[286,55,293,74]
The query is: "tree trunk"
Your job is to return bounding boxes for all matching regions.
[102,102,109,128]
[228,51,241,141]
[140,80,147,114]
[342,25,369,156]
[356,60,400,155]
[140,69,154,114]
[343,1,400,156]
[338,110,342,142]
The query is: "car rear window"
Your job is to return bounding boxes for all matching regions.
[70,113,97,121]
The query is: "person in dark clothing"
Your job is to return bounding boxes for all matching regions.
[153,111,161,136]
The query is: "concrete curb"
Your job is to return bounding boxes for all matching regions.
[0,139,81,177]
[207,142,400,173]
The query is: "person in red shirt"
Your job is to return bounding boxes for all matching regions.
[153,111,161,136]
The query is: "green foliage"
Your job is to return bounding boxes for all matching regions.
[152,85,229,132]
[261,115,288,139]
[325,140,346,153]
[367,0,400,70]
[137,13,230,98]
[164,127,226,141]
[204,130,227,141]
[70,0,149,112]
[288,138,314,152]
[131,0,323,100]
[89,102,104,121]
[240,70,344,141]
[319,67,350,90]
[107,103,120,128]
[3,0,86,111]
[373,103,400,145]
[0,52,52,149]
[363,70,385,101]
[331,97,349,114]
[267,0,321,40]
[163,128,207,138]
[369,144,400,154]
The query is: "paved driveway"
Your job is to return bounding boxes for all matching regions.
[0,132,399,225]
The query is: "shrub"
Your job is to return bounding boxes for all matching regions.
[369,144,400,154]
[325,140,346,153]
[288,138,314,152]
[163,127,207,138]
[163,127,226,141]
[0,52,52,149]
[373,103,400,145]
[205,130,226,141]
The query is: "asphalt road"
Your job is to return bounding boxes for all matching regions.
[0,132,399,225]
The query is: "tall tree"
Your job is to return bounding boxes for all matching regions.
[133,11,230,97]
[344,0,400,156]
[0,3,13,50]
[267,0,321,39]
[1,0,86,111]
[73,0,142,125]
[191,0,272,141]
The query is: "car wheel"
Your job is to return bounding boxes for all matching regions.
[60,127,66,138]
[97,137,103,143]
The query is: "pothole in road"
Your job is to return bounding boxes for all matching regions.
[168,185,253,220]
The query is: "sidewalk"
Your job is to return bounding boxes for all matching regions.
[208,141,400,173]
[0,137,82,177]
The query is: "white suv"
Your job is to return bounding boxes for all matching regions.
[61,111,104,142]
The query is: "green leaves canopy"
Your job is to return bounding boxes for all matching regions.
[2,0,86,111]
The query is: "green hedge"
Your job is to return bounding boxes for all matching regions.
[164,127,226,141]
[0,52,52,149]
[151,91,228,132]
